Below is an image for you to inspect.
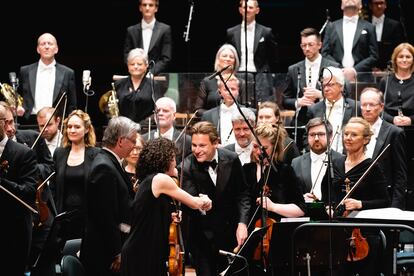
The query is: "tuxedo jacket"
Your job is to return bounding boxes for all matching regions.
[291,150,344,195]
[371,16,405,69]
[181,148,251,251]
[372,120,407,209]
[282,57,341,126]
[0,139,38,274]
[142,128,192,165]
[51,146,101,213]
[321,18,378,73]
[306,97,360,125]
[18,62,77,118]
[124,21,172,74]
[81,148,132,276]
[226,23,278,73]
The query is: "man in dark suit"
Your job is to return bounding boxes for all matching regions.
[321,0,378,82]
[123,0,172,75]
[142,97,191,164]
[307,66,361,154]
[292,118,343,204]
[0,104,38,275]
[283,28,342,127]
[226,0,278,104]
[360,87,407,209]
[181,121,251,275]
[368,0,406,71]
[81,116,140,276]
[17,33,77,125]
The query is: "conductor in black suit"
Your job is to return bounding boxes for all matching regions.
[123,0,172,74]
[0,104,38,275]
[226,0,278,104]
[17,33,77,125]
[81,116,140,276]
[360,87,407,209]
[321,0,378,82]
[181,121,251,275]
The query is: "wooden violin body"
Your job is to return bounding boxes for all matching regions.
[35,183,50,226]
[347,228,369,262]
[253,217,276,265]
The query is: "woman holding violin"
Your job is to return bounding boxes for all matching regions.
[50,110,100,242]
[328,117,389,275]
[121,138,212,276]
[243,122,306,273]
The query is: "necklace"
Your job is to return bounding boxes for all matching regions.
[395,73,411,85]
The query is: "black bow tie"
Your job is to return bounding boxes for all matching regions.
[204,159,217,170]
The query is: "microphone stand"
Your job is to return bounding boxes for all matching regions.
[243,0,249,107]
[148,61,160,137]
[381,64,391,119]
[294,69,301,146]
[183,0,194,42]
[319,9,331,35]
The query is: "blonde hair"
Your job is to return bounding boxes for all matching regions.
[62,110,96,147]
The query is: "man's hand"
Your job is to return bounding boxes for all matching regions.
[198,193,212,211]
[110,254,121,273]
[16,106,25,117]
[394,115,411,126]
[236,223,248,247]
[303,87,322,101]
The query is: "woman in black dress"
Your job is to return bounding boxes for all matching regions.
[122,132,144,197]
[121,138,212,276]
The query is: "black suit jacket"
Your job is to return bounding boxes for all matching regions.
[181,148,251,251]
[372,120,407,209]
[81,148,132,276]
[0,139,38,275]
[124,21,172,74]
[321,18,379,73]
[18,62,77,118]
[51,146,101,213]
[282,57,341,126]
[142,128,192,165]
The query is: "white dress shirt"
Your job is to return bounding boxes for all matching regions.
[46,130,62,156]
[310,150,327,200]
[0,135,8,158]
[366,117,382,158]
[207,151,219,185]
[342,16,358,68]
[34,60,56,114]
[372,15,385,42]
[325,97,344,153]
[305,54,322,88]
[235,142,253,165]
[154,126,174,141]
[219,104,237,146]
[239,21,256,72]
[141,18,156,55]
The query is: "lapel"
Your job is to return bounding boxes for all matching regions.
[353,20,364,49]
[29,63,38,100]
[342,99,353,125]
[215,149,231,196]
[136,24,144,48]
[299,61,307,90]
[253,24,262,53]
[102,149,131,186]
[302,154,313,191]
[335,20,344,50]
[53,63,64,102]
[212,107,220,131]
[149,21,160,53]
[373,121,390,158]
[234,25,242,55]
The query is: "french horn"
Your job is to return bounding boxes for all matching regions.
[0,82,23,109]
[98,82,119,118]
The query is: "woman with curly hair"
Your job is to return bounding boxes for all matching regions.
[121,137,212,276]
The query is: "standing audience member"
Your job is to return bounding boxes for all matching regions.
[123,0,172,75]
[195,44,246,111]
[368,0,406,71]
[283,28,341,127]
[0,104,38,275]
[201,76,241,146]
[227,0,278,104]
[17,33,77,124]
[360,87,407,209]
[322,0,378,81]
[115,48,163,127]
[379,42,414,126]
[81,116,140,276]
[36,106,62,156]
[292,118,344,203]
[225,107,256,165]
[121,138,212,276]
[257,101,300,164]
[182,121,250,275]
[51,110,100,244]
[307,66,360,154]
[143,97,191,164]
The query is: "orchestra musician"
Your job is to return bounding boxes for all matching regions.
[36,106,63,156]
[122,132,144,197]
[181,121,251,275]
[121,138,212,276]
[0,103,38,275]
[328,117,389,275]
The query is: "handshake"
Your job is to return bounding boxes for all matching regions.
[198,193,212,215]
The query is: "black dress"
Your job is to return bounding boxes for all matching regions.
[121,173,172,276]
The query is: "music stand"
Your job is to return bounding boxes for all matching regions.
[305,201,329,221]
[220,226,269,276]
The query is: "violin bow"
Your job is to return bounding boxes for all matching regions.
[335,143,390,211]
[36,171,56,191]
[0,184,38,214]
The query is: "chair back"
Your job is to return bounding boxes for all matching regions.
[61,255,85,276]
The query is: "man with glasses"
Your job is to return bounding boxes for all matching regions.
[360,87,407,209]
[292,117,344,203]
[306,66,360,153]
[81,116,140,275]
[283,28,342,127]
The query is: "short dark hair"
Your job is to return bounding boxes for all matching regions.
[190,121,220,144]
[306,117,333,140]
[300,27,321,41]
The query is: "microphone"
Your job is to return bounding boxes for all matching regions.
[326,8,330,21]
[219,250,238,258]
[82,70,91,91]
[319,67,326,83]
[146,60,156,76]
[207,65,232,80]
[9,72,18,89]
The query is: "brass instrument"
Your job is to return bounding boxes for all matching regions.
[0,82,23,109]
[98,82,119,118]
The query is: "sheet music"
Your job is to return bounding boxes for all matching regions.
[348,207,414,221]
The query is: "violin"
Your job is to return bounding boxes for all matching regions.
[35,182,50,226]
[342,178,370,262]
[168,177,185,276]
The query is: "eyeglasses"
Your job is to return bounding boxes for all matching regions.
[300,42,318,49]
[361,103,381,108]
[323,82,339,88]
[308,132,326,138]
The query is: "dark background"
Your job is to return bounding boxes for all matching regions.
[0,0,412,131]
